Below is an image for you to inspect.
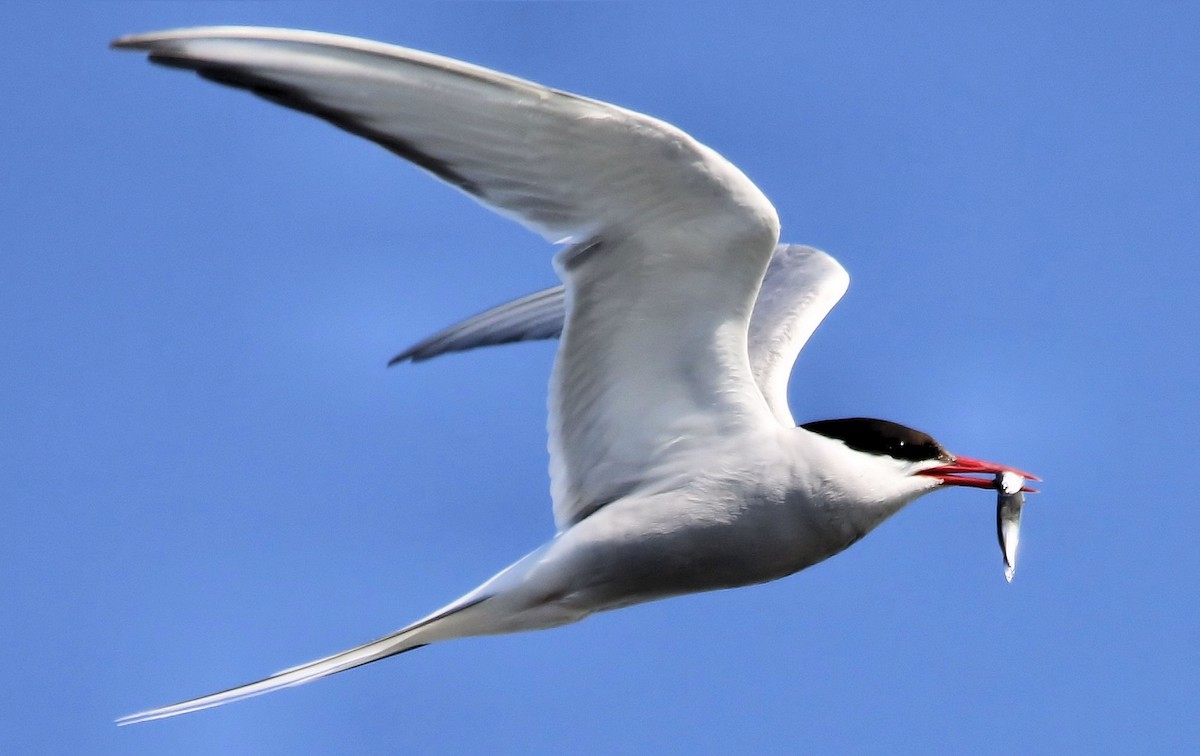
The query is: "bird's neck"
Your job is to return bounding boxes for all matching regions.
[781,427,936,544]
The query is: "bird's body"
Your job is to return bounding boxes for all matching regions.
[112,26,1036,724]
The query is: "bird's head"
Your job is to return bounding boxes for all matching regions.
[801,417,1038,496]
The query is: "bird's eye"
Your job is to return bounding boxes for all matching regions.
[802,417,947,463]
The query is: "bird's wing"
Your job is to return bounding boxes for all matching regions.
[113,26,781,532]
[114,26,741,244]
[388,285,565,364]
[744,245,848,426]
[391,245,848,427]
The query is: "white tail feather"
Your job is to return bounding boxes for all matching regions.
[117,542,563,725]
[115,594,488,725]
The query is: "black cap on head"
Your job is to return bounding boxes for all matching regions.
[802,418,949,463]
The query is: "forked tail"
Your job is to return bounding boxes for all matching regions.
[115,592,490,725]
[117,542,564,725]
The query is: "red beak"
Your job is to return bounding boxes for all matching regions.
[918,456,1040,492]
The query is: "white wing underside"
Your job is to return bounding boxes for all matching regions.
[394,245,849,427]
[743,245,849,425]
[112,26,782,530]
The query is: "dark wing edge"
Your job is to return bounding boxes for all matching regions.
[388,285,566,364]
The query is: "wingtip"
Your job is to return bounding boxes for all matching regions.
[388,343,438,366]
[109,26,241,51]
[110,29,172,50]
[109,35,138,50]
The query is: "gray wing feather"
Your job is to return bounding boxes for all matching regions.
[389,286,565,364]
[396,245,849,429]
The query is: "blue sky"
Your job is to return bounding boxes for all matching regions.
[3,2,1198,753]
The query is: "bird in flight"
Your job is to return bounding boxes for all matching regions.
[112,27,1037,725]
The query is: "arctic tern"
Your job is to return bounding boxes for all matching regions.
[112,27,1037,724]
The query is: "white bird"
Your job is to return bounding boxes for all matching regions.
[112,27,1037,725]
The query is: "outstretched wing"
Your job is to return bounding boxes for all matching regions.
[388,285,566,364]
[392,245,848,426]
[114,24,780,532]
[114,26,756,244]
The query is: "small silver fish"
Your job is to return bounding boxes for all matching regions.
[996,471,1025,582]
